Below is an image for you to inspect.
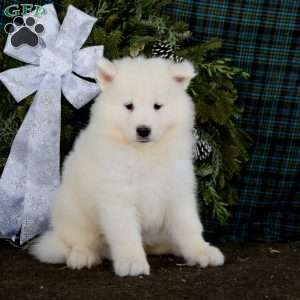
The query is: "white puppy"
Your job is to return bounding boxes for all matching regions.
[30,57,224,276]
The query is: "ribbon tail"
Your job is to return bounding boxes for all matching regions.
[18,74,62,244]
[0,102,34,241]
[0,74,62,244]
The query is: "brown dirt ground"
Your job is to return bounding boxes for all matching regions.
[0,241,300,300]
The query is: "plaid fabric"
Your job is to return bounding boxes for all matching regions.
[164,1,300,242]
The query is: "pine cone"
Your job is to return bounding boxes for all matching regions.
[192,128,212,161]
[152,42,183,63]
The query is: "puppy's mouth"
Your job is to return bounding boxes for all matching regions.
[136,138,151,143]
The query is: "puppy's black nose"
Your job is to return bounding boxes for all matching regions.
[136,126,151,138]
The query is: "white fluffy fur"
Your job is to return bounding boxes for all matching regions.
[30,57,224,276]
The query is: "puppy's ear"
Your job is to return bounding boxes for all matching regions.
[169,60,196,90]
[96,57,117,90]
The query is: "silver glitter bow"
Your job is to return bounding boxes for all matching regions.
[0,4,103,244]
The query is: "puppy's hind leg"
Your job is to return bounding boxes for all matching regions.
[29,230,70,264]
[30,188,103,270]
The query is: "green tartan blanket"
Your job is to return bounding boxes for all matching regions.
[165,0,300,242]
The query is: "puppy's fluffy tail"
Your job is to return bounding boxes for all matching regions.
[29,231,69,264]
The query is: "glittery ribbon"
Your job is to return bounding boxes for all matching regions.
[0,4,103,244]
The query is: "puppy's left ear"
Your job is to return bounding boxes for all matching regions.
[169,60,196,90]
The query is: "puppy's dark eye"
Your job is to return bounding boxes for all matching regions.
[154,103,163,110]
[125,103,134,111]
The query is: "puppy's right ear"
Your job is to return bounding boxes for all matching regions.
[96,57,117,90]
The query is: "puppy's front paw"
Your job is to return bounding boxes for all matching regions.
[186,244,225,268]
[114,257,150,277]
[67,246,101,270]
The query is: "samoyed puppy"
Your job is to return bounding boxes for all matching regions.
[30,56,224,276]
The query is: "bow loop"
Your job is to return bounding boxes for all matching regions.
[73,46,104,79]
[3,39,40,65]
[33,4,60,48]
[62,73,100,109]
[56,5,97,51]
[0,65,45,102]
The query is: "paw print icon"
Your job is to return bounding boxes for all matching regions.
[4,16,45,48]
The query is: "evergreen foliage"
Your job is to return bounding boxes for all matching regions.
[0,0,250,224]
